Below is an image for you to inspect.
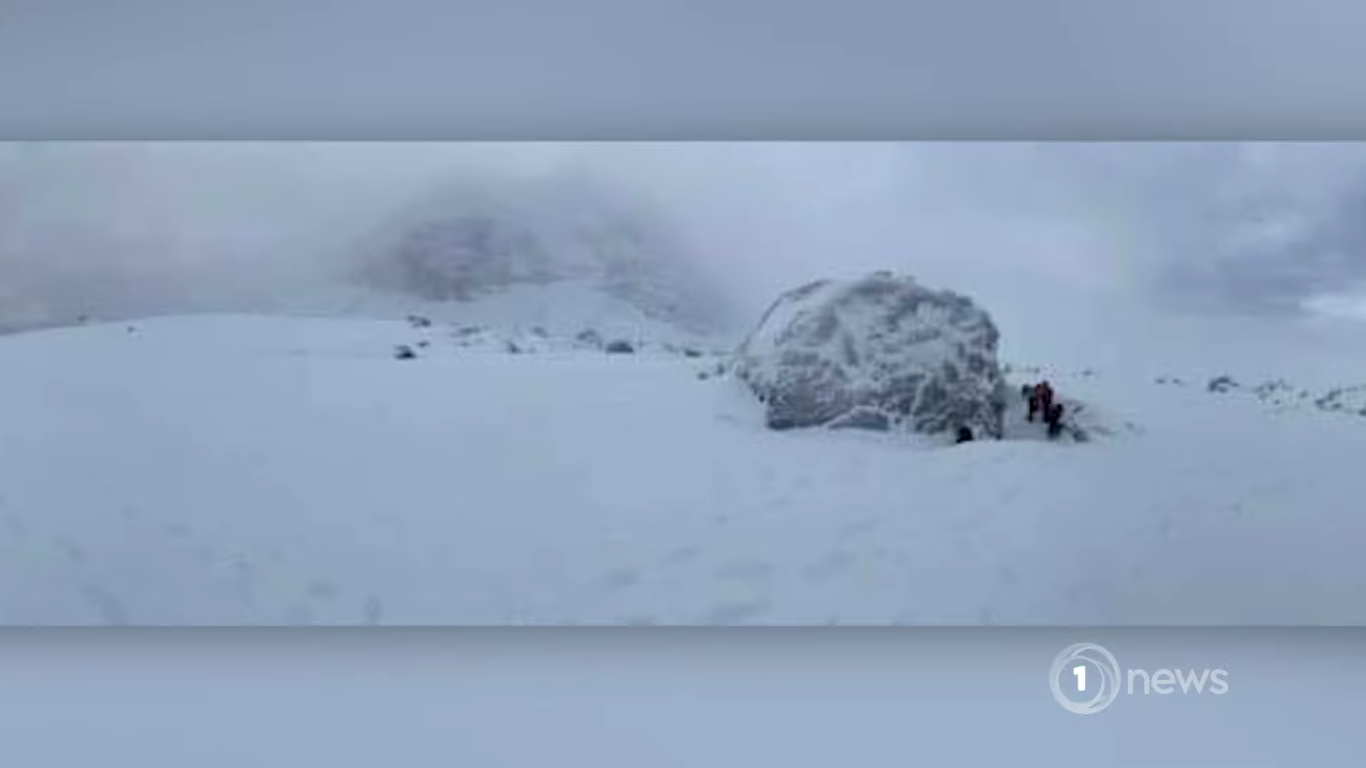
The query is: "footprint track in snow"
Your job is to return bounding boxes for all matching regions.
[700,599,769,625]
[128,508,331,620]
[95,503,384,624]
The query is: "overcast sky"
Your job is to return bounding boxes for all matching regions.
[5,141,1366,331]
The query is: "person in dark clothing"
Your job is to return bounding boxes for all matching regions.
[955,426,974,443]
[1026,384,1041,422]
[1045,402,1065,438]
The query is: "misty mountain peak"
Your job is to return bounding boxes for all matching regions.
[354,171,734,333]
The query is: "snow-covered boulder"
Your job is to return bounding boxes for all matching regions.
[734,272,1009,438]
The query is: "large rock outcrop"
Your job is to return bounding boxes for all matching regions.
[734,272,1009,438]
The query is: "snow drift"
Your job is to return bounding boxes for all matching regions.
[734,272,1009,438]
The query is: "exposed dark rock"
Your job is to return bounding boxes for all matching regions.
[1207,375,1239,393]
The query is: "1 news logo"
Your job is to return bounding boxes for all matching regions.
[1049,642,1230,715]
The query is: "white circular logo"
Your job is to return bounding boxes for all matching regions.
[1050,642,1121,715]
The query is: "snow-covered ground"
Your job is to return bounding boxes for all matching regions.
[241,279,738,352]
[3,299,1366,625]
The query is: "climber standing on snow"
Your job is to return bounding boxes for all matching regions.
[1045,401,1065,439]
[1023,379,1066,437]
[1027,380,1054,424]
[1034,381,1055,423]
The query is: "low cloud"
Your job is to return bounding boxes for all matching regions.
[4,141,1366,331]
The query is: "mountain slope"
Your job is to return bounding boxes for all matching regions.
[349,171,739,335]
[280,279,738,352]
[2,314,1366,624]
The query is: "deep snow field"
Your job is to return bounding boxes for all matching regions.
[3,284,1366,625]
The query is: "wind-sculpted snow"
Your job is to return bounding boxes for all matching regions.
[734,272,1009,439]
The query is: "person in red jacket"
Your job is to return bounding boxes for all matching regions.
[1034,381,1055,422]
